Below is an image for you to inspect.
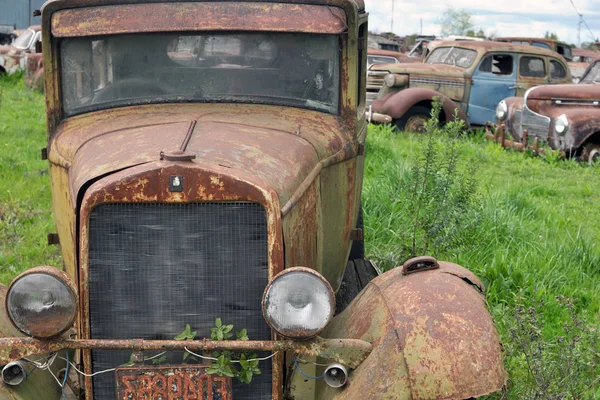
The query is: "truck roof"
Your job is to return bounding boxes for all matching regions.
[431,40,565,58]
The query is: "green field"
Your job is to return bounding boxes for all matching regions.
[1,75,599,398]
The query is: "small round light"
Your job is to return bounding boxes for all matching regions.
[262,267,334,339]
[496,100,508,121]
[6,267,77,338]
[384,74,396,87]
[555,114,569,135]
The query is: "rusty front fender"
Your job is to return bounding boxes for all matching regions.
[373,88,469,128]
[320,260,506,399]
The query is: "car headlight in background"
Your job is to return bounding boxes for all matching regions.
[555,114,569,135]
[383,73,409,88]
[6,267,77,338]
[495,100,508,121]
[262,267,334,339]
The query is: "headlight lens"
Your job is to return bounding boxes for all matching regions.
[384,74,396,87]
[6,267,77,338]
[262,267,334,339]
[496,100,508,121]
[555,114,569,135]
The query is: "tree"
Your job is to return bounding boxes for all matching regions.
[544,31,559,40]
[466,29,486,39]
[438,7,474,37]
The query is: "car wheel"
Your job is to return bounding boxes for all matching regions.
[582,143,600,166]
[395,106,431,133]
[335,259,378,314]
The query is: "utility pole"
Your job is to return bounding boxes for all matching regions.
[391,0,395,33]
[578,16,582,47]
[420,18,423,35]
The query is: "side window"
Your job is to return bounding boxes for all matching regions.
[550,60,567,79]
[520,56,546,78]
[532,42,551,50]
[478,54,513,75]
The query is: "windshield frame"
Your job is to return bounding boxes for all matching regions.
[581,61,600,84]
[59,32,343,117]
[13,29,35,50]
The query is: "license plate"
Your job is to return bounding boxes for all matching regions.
[115,365,232,400]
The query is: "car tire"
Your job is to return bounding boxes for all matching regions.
[335,259,378,314]
[395,106,431,133]
[582,143,600,166]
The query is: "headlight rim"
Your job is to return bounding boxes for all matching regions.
[6,266,78,338]
[262,266,335,339]
[555,114,569,136]
[496,100,508,121]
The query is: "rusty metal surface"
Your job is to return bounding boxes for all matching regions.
[0,337,371,369]
[51,3,347,37]
[116,365,232,400]
[316,261,505,400]
[48,104,351,209]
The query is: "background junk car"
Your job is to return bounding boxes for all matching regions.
[0,25,41,75]
[494,59,600,164]
[495,37,573,62]
[370,40,572,132]
[0,0,507,399]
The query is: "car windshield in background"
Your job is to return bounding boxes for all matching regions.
[367,55,399,65]
[581,62,600,84]
[60,32,340,116]
[13,29,34,49]
[425,47,477,68]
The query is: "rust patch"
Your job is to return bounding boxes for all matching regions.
[51,3,347,37]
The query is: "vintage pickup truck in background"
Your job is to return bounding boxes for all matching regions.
[0,25,41,75]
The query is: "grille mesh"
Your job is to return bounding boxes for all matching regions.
[88,203,272,399]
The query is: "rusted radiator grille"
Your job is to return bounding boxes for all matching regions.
[522,106,550,138]
[88,202,272,399]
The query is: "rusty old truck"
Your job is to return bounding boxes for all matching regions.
[0,1,506,399]
[491,59,600,164]
[369,40,572,132]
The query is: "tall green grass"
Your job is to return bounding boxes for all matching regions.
[0,73,60,284]
[365,123,600,398]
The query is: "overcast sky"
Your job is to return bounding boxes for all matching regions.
[364,0,599,46]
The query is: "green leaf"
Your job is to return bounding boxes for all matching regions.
[215,318,222,328]
[236,329,249,341]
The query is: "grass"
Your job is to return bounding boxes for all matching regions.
[0,73,599,397]
[365,123,600,398]
[0,73,61,284]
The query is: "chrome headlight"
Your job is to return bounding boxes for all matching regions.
[262,267,334,339]
[383,73,396,88]
[555,114,569,135]
[496,100,508,121]
[6,267,77,338]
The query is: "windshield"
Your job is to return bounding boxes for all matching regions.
[425,47,477,68]
[581,62,600,84]
[60,32,340,116]
[13,29,34,50]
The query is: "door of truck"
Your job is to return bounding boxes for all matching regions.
[468,53,516,126]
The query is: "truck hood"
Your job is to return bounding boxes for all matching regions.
[527,84,600,101]
[370,62,466,79]
[49,104,350,207]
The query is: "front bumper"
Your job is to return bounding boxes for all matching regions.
[0,336,371,370]
[485,122,564,157]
